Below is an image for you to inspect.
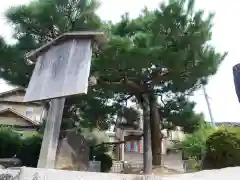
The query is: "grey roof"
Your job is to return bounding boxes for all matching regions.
[215,122,240,127]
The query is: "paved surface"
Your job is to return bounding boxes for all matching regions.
[162,153,184,173]
[2,166,240,180]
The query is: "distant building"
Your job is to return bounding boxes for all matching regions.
[112,105,185,163]
[0,88,47,135]
[215,122,240,127]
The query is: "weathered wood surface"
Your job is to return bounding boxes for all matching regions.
[24,39,92,102]
[37,98,65,168]
[26,31,106,61]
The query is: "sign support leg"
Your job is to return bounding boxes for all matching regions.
[37,97,66,168]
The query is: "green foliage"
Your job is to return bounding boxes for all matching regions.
[0,127,22,158]
[17,134,42,167]
[0,0,227,141]
[95,153,113,172]
[97,0,226,93]
[94,0,227,132]
[38,118,76,134]
[80,128,110,145]
[0,127,42,167]
[0,0,116,131]
[202,126,240,169]
[160,97,203,133]
[64,93,118,131]
[80,128,110,159]
[180,122,216,159]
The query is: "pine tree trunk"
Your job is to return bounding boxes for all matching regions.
[142,94,152,174]
[149,94,163,166]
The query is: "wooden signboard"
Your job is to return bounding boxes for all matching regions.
[23,32,106,169]
[24,32,106,102]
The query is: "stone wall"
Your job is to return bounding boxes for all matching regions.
[55,130,89,171]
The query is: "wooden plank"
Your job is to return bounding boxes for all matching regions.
[37,98,65,168]
[24,39,92,102]
[27,31,107,61]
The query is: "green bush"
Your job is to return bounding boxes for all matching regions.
[180,123,216,159]
[17,135,42,167]
[0,127,22,158]
[95,153,113,172]
[202,127,240,169]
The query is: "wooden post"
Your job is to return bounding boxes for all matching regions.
[37,98,65,168]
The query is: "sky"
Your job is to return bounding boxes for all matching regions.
[0,0,239,123]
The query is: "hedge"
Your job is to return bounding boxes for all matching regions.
[95,153,113,172]
[202,126,240,169]
[0,127,22,158]
[17,134,42,167]
[0,127,42,167]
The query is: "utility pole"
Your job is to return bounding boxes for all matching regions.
[202,86,215,126]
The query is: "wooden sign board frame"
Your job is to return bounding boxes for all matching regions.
[23,31,106,169]
[24,31,106,102]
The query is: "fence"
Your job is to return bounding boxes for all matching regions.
[111,161,144,173]
[111,161,124,173]
[88,161,101,172]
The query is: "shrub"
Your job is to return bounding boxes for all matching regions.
[202,127,240,169]
[95,153,113,172]
[0,126,21,158]
[180,123,216,159]
[17,135,42,167]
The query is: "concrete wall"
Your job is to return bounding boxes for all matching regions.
[19,167,161,180]
[4,166,238,180]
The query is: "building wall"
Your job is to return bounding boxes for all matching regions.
[0,92,25,102]
[0,116,33,126]
[114,127,185,159]
[0,102,44,122]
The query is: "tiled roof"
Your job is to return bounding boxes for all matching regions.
[215,122,240,127]
[0,108,38,125]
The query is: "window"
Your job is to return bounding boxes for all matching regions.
[126,141,140,152]
[25,107,34,117]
